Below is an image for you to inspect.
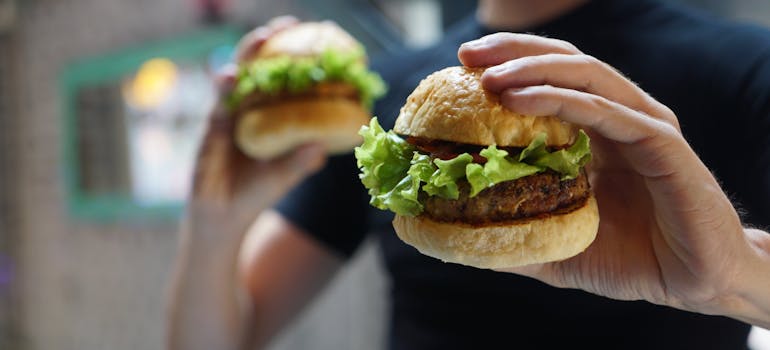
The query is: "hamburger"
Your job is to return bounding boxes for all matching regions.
[229,21,386,159]
[354,66,599,269]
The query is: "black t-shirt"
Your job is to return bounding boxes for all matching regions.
[276,0,770,348]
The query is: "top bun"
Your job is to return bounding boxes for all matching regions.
[257,21,363,59]
[394,66,578,147]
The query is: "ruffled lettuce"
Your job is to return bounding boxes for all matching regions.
[467,146,543,197]
[423,154,474,199]
[229,47,387,109]
[354,118,592,216]
[518,132,592,179]
[355,118,417,215]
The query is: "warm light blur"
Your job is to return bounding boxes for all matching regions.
[124,58,179,109]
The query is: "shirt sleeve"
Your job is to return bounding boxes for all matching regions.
[273,153,369,258]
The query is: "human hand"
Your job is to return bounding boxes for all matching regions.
[188,16,325,242]
[168,18,330,350]
[457,33,761,318]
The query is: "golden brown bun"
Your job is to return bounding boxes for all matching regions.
[391,66,598,269]
[235,21,370,159]
[392,195,599,269]
[257,21,362,59]
[394,66,578,147]
[235,98,370,159]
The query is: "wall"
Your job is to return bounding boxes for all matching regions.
[4,0,387,349]
[1,27,20,350]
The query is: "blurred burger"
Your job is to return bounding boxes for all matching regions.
[229,21,386,159]
[355,66,599,269]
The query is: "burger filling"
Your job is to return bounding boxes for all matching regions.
[407,136,590,224]
[234,82,359,113]
[228,47,386,110]
[421,171,590,225]
[354,118,592,222]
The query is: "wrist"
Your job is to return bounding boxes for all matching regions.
[174,222,244,294]
[178,210,252,262]
[722,228,770,328]
[184,200,260,241]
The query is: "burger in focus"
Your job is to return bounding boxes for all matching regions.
[354,66,599,269]
[229,21,386,159]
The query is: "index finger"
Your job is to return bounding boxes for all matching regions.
[458,32,581,67]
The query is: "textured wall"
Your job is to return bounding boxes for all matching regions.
[1,30,20,350]
[11,2,195,347]
[6,0,386,349]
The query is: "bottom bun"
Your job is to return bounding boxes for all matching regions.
[392,195,599,269]
[235,98,370,159]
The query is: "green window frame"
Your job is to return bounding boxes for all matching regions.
[59,26,241,222]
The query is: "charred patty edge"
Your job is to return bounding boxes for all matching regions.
[419,170,591,227]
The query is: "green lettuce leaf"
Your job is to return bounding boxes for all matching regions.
[423,153,473,199]
[355,118,420,216]
[229,47,387,109]
[286,57,325,93]
[518,133,549,161]
[465,163,491,197]
[519,130,592,179]
[407,153,436,183]
[467,145,543,196]
[385,153,436,216]
[354,119,592,216]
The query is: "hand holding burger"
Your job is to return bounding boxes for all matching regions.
[170,18,332,350]
[189,17,339,224]
[355,31,770,329]
[230,20,386,160]
[189,17,387,228]
[456,33,770,328]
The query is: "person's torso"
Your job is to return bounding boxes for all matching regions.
[367,0,770,348]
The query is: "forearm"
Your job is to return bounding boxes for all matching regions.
[167,218,249,350]
[726,228,770,329]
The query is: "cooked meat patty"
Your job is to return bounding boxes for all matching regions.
[420,170,590,226]
[237,81,359,113]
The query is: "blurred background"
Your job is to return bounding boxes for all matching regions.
[0,0,769,349]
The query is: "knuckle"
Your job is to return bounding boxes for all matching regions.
[586,91,612,109]
[516,84,555,98]
[512,85,558,111]
[523,54,551,67]
[481,32,512,45]
[653,119,681,140]
[537,84,559,95]
[554,38,581,53]
[493,32,518,42]
[577,54,603,69]
[657,104,682,131]
[577,55,618,85]
[496,58,528,75]
[660,105,677,121]
[501,88,532,109]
